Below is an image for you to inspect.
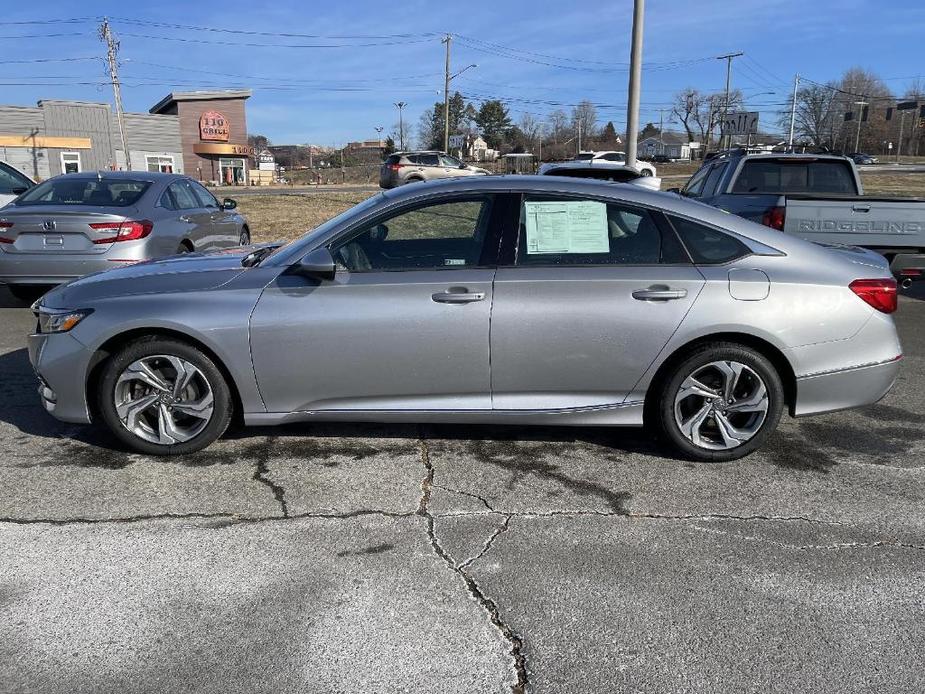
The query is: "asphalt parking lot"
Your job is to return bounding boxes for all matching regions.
[1,285,924,694]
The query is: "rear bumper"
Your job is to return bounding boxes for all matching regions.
[793,357,901,417]
[889,252,925,280]
[0,253,135,285]
[27,331,93,424]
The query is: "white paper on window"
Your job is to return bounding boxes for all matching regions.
[524,200,609,254]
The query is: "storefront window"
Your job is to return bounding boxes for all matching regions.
[219,157,246,186]
[146,155,175,173]
[61,152,81,174]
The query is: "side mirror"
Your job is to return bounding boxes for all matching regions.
[11,186,29,195]
[222,197,237,210]
[666,187,681,195]
[292,246,336,281]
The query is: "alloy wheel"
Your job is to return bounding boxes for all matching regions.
[673,360,769,451]
[113,355,214,445]
[240,229,250,246]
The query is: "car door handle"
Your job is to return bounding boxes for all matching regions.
[432,290,485,304]
[632,288,688,301]
[179,215,193,222]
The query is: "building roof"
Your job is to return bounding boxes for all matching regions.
[149,89,252,114]
[639,131,692,146]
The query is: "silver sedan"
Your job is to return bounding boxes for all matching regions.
[0,171,250,301]
[28,176,902,461]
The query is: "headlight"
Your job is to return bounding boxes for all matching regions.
[35,307,93,334]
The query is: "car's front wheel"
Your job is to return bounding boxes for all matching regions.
[97,337,233,455]
[654,343,784,461]
[239,227,251,246]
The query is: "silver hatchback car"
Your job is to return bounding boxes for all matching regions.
[0,171,250,301]
[28,176,902,461]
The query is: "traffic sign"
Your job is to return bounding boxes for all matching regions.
[720,111,759,136]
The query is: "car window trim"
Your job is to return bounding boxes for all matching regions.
[324,192,501,274]
[501,191,694,269]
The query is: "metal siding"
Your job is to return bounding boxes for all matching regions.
[0,146,51,180]
[0,107,50,180]
[42,102,115,174]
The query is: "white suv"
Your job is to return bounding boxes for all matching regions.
[0,161,35,208]
[575,151,656,176]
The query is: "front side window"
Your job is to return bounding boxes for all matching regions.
[189,180,219,208]
[682,164,711,198]
[331,197,492,272]
[440,154,462,168]
[700,163,728,197]
[0,163,31,195]
[669,216,751,264]
[418,153,440,166]
[516,196,687,266]
[17,178,149,207]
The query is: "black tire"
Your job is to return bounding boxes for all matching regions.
[96,337,233,455]
[177,242,193,254]
[640,169,653,176]
[239,227,251,246]
[6,284,50,303]
[653,342,784,462]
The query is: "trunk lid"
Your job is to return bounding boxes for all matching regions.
[0,206,133,254]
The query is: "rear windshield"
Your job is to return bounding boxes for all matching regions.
[574,153,594,161]
[385,154,402,165]
[732,160,856,195]
[16,178,151,207]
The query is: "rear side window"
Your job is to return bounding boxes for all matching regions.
[418,153,440,166]
[385,154,402,165]
[16,178,149,206]
[0,163,32,195]
[732,160,857,194]
[516,196,688,266]
[167,181,200,210]
[669,216,751,264]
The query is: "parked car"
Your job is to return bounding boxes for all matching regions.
[671,152,925,284]
[574,151,657,176]
[0,160,35,208]
[379,151,489,188]
[30,176,900,461]
[538,161,662,191]
[0,171,250,301]
[651,154,674,164]
[848,152,878,165]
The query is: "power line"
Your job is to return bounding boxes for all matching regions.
[109,17,440,40]
[117,31,436,49]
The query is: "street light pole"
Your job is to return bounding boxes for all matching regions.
[854,100,868,152]
[624,0,645,169]
[374,126,384,149]
[788,73,800,149]
[394,101,407,150]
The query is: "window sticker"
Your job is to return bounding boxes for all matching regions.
[524,200,609,254]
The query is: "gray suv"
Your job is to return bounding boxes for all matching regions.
[379,151,488,188]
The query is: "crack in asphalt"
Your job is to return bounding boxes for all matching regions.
[251,435,288,518]
[0,509,417,526]
[417,435,529,694]
[458,514,513,570]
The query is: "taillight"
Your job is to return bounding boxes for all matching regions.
[89,220,153,244]
[849,278,897,314]
[0,221,12,243]
[761,206,785,231]
[388,163,403,172]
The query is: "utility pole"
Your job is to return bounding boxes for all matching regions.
[394,101,406,150]
[658,108,665,155]
[717,52,743,151]
[577,120,582,154]
[99,18,130,170]
[896,110,906,163]
[442,34,451,153]
[854,100,868,152]
[625,0,645,168]
[374,126,384,148]
[788,73,800,149]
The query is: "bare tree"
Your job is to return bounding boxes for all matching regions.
[571,101,598,143]
[778,81,839,148]
[547,109,569,143]
[671,89,702,143]
[518,113,541,142]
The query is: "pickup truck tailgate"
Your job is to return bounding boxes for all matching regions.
[783,197,925,248]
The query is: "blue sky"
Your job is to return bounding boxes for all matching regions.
[4,0,923,146]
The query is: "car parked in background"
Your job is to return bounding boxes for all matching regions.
[379,151,489,188]
[29,176,900,462]
[0,160,35,208]
[848,152,878,165]
[574,151,657,176]
[671,151,925,283]
[0,171,250,301]
[538,161,661,191]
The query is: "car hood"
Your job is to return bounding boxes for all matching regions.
[41,246,259,309]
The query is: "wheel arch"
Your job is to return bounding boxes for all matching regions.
[86,327,245,426]
[642,331,797,422]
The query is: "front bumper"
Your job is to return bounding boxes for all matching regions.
[793,357,901,417]
[27,331,93,423]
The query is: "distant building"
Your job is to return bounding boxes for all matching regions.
[346,140,383,152]
[638,132,700,160]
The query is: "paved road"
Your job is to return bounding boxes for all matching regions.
[1,285,924,693]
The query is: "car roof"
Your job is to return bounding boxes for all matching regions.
[47,171,185,182]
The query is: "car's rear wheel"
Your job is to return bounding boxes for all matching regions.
[640,169,653,176]
[6,284,50,303]
[654,343,783,461]
[405,176,423,184]
[97,337,233,455]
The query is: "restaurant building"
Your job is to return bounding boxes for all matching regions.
[0,89,254,185]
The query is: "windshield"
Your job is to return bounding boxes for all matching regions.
[16,178,151,207]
